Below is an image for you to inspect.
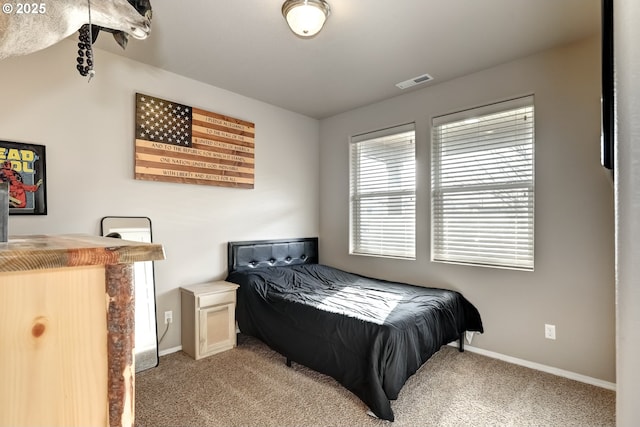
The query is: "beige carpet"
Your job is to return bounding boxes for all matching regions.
[135,334,615,427]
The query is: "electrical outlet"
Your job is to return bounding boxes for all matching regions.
[164,310,173,324]
[544,324,556,340]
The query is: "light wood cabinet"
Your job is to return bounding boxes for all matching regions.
[0,234,164,427]
[180,281,239,360]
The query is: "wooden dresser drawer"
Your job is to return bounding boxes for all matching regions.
[198,290,235,308]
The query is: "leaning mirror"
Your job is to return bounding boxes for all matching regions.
[101,216,158,372]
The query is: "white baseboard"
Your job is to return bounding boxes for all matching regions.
[449,342,616,391]
[158,345,182,357]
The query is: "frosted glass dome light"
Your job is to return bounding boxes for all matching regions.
[282,0,331,38]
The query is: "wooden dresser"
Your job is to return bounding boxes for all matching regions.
[0,234,165,427]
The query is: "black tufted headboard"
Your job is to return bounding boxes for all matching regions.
[227,237,319,274]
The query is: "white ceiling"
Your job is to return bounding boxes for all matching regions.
[95,0,601,119]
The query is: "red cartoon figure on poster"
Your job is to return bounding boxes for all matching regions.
[0,161,42,208]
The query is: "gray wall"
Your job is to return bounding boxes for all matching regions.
[319,36,616,382]
[1,39,320,353]
[615,0,640,424]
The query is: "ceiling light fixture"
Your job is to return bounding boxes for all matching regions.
[282,0,331,38]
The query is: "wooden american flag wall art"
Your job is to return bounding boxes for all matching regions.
[134,93,255,189]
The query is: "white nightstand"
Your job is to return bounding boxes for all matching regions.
[180,281,239,360]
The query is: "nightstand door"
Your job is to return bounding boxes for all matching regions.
[198,302,236,356]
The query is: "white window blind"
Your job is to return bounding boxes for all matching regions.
[350,123,416,259]
[431,96,534,270]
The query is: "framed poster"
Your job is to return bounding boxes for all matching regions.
[0,141,47,215]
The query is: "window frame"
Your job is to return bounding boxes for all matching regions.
[349,123,416,260]
[430,96,535,270]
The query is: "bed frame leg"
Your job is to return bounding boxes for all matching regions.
[458,334,465,352]
[286,357,292,367]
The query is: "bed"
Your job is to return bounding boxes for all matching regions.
[225,237,483,421]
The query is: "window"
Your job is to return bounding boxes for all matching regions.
[431,96,534,270]
[350,123,416,259]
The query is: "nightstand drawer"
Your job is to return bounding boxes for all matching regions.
[198,291,235,308]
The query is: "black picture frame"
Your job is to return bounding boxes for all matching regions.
[0,140,47,215]
[601,0,614,171]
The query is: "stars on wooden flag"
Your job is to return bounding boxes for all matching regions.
[136,94,192,146]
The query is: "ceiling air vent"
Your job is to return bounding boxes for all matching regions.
[395,73,434,90]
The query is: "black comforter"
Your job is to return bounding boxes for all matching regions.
[226,264,483,421]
